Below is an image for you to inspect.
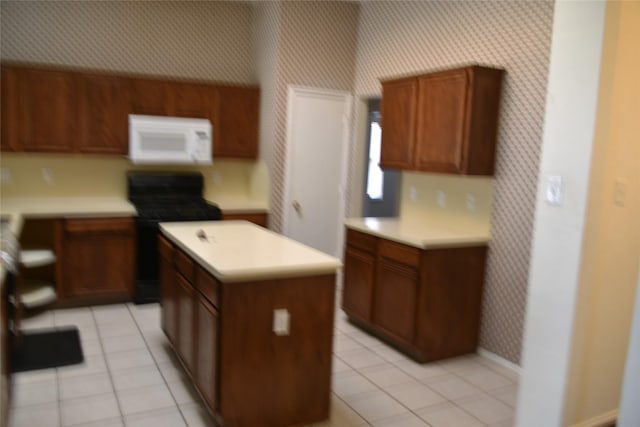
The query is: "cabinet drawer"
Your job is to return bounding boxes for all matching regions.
[64,217,134,234]
[196,266,220,308]
[158,235,174,262]
[378,239,420,268]
[346,229,377,254]
[175,249,195,283]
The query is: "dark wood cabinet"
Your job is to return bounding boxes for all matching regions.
[380,77,417,169]
[380,65,503,175]
[214,86,259,158]
[342,230,376,322]
[130,78,170,116]
[58,217,135,300]
[196,291,218,411]
[159,236,334,426]
[13,67,79,152]
[342,227,488,362]
[79,74,131,154]
[1,65,19,152]
[159,235,178,346]
[159,237,219,412]
[1,64,260,158]
[176,274,196,375]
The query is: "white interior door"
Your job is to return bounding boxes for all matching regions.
[283,86,351,257]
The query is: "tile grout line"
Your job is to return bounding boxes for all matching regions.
[90,305,126,427]
[126,302,193,427]
[334,309,511,426]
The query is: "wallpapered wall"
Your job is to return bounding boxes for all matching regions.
[253,1,359,232]
[0,0,255,83]
[353,1,554,362]
[1,0,554,363]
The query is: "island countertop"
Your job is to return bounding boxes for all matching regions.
[160,220,342,283]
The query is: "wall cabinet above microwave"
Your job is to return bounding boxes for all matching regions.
[380,65,504,176]
[0,64,260,159]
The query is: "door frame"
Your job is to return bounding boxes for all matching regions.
[282,85,352,258]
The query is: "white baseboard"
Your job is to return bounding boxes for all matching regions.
[571,409,617,427]
[477,347,522,375]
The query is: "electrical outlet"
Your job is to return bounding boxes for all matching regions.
[0,167,11,183]
[42,168,55,184]
[466,193,476,211]
[212,171,221,186]
[409,186,417,202]
[436,190,446,207]
[273,309,290,336]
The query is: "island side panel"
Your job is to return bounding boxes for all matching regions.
[219,274,335,427]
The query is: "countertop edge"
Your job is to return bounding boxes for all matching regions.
[344,218,491,249]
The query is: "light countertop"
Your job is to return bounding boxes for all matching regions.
[160,221,342,283]
[344,217,490,249]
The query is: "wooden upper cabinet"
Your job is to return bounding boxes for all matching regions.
[214,86,259,158]
[414,69,469,173]
[15,67,79,152]
[79,74,131,154]
[380,77,417,169]
[1,64,261,158]
[169,81,216,120]
[380,65,503,176]
[1,66,19,152]
[130,77,170,116]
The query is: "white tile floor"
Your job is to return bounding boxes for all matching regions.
[10,301,519,427]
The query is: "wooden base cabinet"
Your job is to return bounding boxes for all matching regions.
[57,217,135,301]
[159,235,334,427]
[342,228,487,362]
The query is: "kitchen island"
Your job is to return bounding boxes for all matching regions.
[159,221,341,427]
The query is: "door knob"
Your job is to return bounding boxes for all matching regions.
[292,200,302,214]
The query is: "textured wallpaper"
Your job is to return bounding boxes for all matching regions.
[0,1,255,84]
[253,1,360,232]
[353,1,554,363]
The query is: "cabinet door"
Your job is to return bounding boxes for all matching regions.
[169,81,216,120]
[16,67,78,152]
[414,69,469,173]
[130,78,170,116]
[373,259,418,344]
[196,294,218,412]
[1,66,20,151]
[176,274,195,375]
[342,247,375,322]
[380,77,417,169]
[214,86,259,158]
[61,218,135,299]
[79,74,131,154]
[159,236,178,346]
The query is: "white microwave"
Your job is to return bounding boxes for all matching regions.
[128,115,212,165]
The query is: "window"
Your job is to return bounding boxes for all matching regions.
[366,119,384,200]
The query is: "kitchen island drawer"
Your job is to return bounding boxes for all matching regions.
[346,229,377,254]
[196,266,220,308]
[175,249,195,283]
[378,239,420,267]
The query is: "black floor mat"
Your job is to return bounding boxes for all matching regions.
[11,327,84,373]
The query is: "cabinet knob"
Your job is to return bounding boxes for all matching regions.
[292,200,302,214]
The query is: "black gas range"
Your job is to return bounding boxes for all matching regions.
[127,171,221,304]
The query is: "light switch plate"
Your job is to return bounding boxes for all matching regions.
[545,175,563,206]
[273,309,290,336]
